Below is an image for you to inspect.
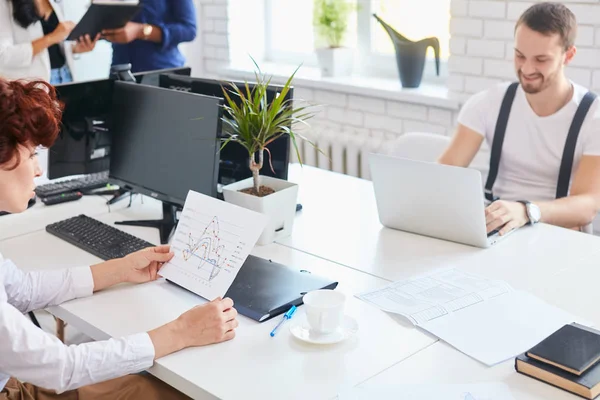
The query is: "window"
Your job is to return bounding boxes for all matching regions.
[262,0,357,66]
[228,0,451,83]
[371,0,450,61]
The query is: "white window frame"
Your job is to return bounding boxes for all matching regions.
[262,0,448,85]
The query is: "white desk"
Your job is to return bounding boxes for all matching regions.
[284,165,600,287]
[0,194,129,242]
[3,166,600,399]
[0,197,437,400]
[353,251,600,400]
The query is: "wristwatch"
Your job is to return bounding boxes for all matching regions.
[517,200,541,225]
[142,24,153,39]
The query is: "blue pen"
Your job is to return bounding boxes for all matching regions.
[270,305,297,337]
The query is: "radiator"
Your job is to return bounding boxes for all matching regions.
[290,128,389,180]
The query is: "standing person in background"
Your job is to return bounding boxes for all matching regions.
[102,0,197,74]
[0,0,99,84]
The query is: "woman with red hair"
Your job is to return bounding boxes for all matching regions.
[0,78,238,400]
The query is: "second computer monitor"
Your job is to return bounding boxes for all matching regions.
[109,81,223,206]
[50,78,115,179]
[134,66,192,87]
[159,74,292,185]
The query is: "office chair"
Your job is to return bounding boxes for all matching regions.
[385,132,490,186]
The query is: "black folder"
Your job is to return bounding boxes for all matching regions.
[168,255,338,322]
[67,3,142,41]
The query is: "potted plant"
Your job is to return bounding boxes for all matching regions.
[313,0,356,77]
[219,62,322,245]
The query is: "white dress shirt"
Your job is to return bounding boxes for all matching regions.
[0,252,155,393]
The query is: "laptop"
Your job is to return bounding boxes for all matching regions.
[369,153,515,248]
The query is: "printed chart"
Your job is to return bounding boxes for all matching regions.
[159,190,268,300]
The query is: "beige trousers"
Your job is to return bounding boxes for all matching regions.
[0,374,191,400]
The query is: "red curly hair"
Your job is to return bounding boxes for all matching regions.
[0,78,63,170]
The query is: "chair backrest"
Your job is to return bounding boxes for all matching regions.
[385,131,490,185]
[385,132,450,162]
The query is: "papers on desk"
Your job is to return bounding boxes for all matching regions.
[357,268,585,366]
[159,190,268,300]
[338,382,516,400]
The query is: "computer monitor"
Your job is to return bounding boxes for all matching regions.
[49,78,114,179]
[133,66,192,87]
[158,74,292,185]
[109,81,223,243]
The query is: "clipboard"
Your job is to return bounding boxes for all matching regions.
[67,3,142,41]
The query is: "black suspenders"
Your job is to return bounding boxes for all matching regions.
[484,82,519,202]
[484,83,597,203]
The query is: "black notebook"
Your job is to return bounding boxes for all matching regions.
[67,2,142,41]
[516,353,600,399]
[169,255,338,322]
[527,323,600,376]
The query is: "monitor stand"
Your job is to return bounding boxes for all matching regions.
[114,202,178,244]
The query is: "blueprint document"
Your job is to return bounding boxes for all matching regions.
[357,268,512,325]
[357,268,583,366]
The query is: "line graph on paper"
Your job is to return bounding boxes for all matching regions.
[159,190,268,300]
[179,215,236,282]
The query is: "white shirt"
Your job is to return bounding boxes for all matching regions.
[0,253,155,393]
[0,0,75,82]
[458,81,600,202]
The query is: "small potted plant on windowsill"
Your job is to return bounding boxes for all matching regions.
[220,61,322,245]
[313,0,356,77]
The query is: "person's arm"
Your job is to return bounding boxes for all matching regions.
[438,88,491,167]
[2,257,94,314]
[485,157,600,235]
[102,1,197,47]
[0,0,75,68]
[438,124,485,167]
[154,0,197,49]
[1,251,238,392]
[0,302,155,393]
[1,296,238,393]
[0,0,36,68]
[535,155,600,228]
[486,108,600,235]
[3,245,172,313]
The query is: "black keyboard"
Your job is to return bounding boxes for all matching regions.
[35,172,110,198]
[46,214,154,260]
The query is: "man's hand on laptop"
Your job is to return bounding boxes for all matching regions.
[485,200,529,236]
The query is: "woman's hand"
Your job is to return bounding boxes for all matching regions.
[102,22,143,44]
[72,34,100,54]
[121,245,175,284]
[91,245,174,292]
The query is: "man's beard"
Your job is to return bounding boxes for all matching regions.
[518,70,552,94]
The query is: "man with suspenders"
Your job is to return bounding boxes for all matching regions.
[439,2,600,236]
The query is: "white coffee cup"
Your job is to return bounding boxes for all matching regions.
[303,290,346,334]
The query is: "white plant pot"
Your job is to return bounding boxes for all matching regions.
[221,175,299,245]
[316,47,354,77]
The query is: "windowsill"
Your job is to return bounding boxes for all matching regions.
[223,62,460,110]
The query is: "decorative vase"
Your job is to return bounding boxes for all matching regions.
[221,176,299,245]
[372,13,440,88]
[315,47,354,77]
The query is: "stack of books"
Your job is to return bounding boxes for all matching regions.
[516,323,600,399]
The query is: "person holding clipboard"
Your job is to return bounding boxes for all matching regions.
[101,0,197,73]
[0,0,99,84]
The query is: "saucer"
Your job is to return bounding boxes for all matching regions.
[289,315,358,344]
